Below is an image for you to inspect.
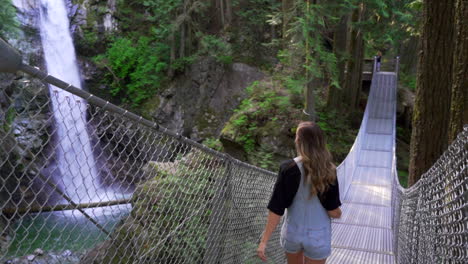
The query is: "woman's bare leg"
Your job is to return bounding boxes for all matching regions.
[286,251,304,264]
[304,256,326,264]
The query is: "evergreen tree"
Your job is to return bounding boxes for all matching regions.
[409,0,456,185]
[448,0,468,143]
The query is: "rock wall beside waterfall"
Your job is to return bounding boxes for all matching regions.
[148,57,265,141]
[0,0,55,211]
[0,72,53,258]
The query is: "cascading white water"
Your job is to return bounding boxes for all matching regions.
[2,1,133,257]
[39,0,102,203]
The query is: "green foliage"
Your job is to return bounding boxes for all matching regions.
[202,137,223,151]
[2,108,16,132]
[82,30,99,47]
[197,35,233,64]
[142,0,187,24]
[283,77,305,96]
[235,0,279,27]
[94,37,169,106]
[106,151,223,263]
[96,1,232,106]
[286,2,340,88]
[251,145,276,170]
[0,0,19,37]
[117,0,185,35]
[363,0,421,54]
[171,55,196,72]
[398,170,408,188]
[316,110,359,162]
[406,0,422,11]
[225,81,299,154]
[400,72,416,91]
[232,0,281,64]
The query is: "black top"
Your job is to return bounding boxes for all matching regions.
[267,159,342,216]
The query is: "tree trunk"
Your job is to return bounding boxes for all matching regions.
[180,24,186,59]
[179,0,189,59]
[282,0,294,42]
[408,0,455,186]
[343,4,364,109]
[187,19,192,55]
[225,0,232,25]
[448,0,468,144]
[304,79,319,121]
[168,30,176,78]
[220,0,225,27]
[327,15,348,109]
[303,0,316,122]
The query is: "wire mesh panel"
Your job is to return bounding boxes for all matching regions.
[0,75,283,263]
[396,126,468,264]
[2,57,468,264]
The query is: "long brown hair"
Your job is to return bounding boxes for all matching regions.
[295,121,336,196]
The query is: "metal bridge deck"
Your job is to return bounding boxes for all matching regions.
[327,72,397,263]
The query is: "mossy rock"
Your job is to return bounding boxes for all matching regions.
[85,150,226,263]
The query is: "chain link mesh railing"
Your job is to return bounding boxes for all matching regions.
[394,126,468,264]
[0,69,284,263]
[1,51,467,264]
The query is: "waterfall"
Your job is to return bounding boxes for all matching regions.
[38,0,102,203]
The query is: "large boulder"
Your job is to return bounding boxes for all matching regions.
[219,80,298,169]
[148,57,265,141]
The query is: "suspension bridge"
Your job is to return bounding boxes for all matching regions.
[0,38,467,263]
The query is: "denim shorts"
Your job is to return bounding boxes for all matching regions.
[280,226,332,260]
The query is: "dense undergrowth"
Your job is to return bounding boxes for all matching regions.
[218,75,361,172]
[73,0,413,177]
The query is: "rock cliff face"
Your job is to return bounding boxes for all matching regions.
[71,0,118,34]
[0,1,55,202]
[3,0,266,195]
[150,57,265,141]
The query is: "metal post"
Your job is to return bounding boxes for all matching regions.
[373,56,377,74]
[395,56,400,80]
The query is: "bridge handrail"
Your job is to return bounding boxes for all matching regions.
[390,54,467,263]
[394,126,467,263]
[0,40,283,263]
[1,37,467,263]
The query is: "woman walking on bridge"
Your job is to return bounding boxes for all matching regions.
[257,122,342,264]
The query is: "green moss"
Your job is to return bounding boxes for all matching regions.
[93,151,225,263]
[195,107,217,133]
[220,72,360,169]
[398,170,409,188]
[1,107,16,132]
[139,95,161,119]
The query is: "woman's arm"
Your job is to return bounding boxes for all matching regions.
[257,211,281,261]
[327,207,342,218]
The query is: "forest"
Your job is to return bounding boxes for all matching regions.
[2,0,465,183]
[0,0,466,263]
